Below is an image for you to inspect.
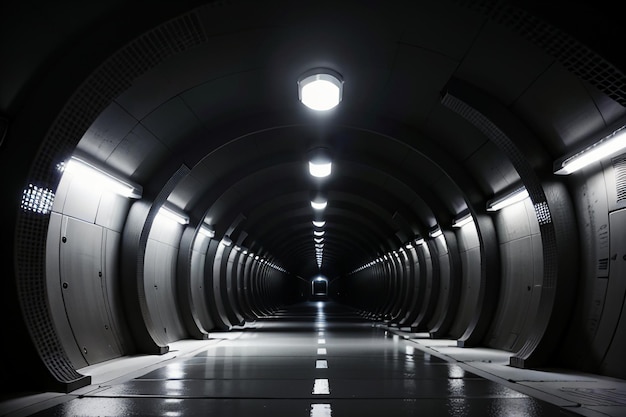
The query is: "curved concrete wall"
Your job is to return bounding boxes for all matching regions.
[485,198,543,351]
[45,169,294,372]
[449,222,481,339]
[3,1,625,393]
[37,145,626,384]
[46,169,132,367]
[143,215,187,343]
[559,157,626,378]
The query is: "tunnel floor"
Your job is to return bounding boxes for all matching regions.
[3,301,622,416]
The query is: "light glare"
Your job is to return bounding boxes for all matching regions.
[487,187,529,211]
[556,127,626,174]
[299,73,342,111]
[309,161,332,177]
[311,200,327,210]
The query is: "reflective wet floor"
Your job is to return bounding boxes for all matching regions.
[23,301,580,416]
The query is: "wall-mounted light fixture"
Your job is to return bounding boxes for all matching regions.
[220,235,233,247]
[158,203,189,225]
[198,224,215,238]
[429,227,443,238]
[414,237,425,246]
[63,155,142,198]
[298,68,343,111]
[554,125,626,175]
[452,212,473,228]
[486,186,529,212]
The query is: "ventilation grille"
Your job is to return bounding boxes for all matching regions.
[534,201,552,226]
[613,154,626,204]
[454,0,626,107]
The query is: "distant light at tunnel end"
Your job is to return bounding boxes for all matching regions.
[298,70,343,111]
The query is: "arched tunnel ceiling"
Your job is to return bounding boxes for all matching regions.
[27,0,625,279]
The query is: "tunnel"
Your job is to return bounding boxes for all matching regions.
[1,1,626,415]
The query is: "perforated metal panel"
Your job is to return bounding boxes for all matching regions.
[613,155,626,204]
[455,0,626,106]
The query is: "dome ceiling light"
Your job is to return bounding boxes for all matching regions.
[298,69,343,111]
[311,198,327,210]
[308,147,333,178]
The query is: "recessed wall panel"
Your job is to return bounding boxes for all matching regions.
[46,213,89,368]
[190,237,215,331]
[597,209,626,377]
[144,222,186,343]
[59,217,123,364]
[450,222,481,338]
[487,234,538,351]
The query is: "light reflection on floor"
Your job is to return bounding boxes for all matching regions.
[5,301,585,417]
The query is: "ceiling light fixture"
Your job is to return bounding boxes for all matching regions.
[309,160,332,178]
[313,230,325,236]
[298,69,343,111]
[312,220,326,227]
[308,147,333,177]
[554,125,626,175]
[311,199,327,210]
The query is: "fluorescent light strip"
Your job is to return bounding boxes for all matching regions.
[452,214,473,228]
[158,205,189,225]
[429,228,442,238]
[198,224,215,238]
[487,187,529,211]
[65,156,142,198]
[555,126,626,175]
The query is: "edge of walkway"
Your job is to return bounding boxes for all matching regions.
[380,324,626,417]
